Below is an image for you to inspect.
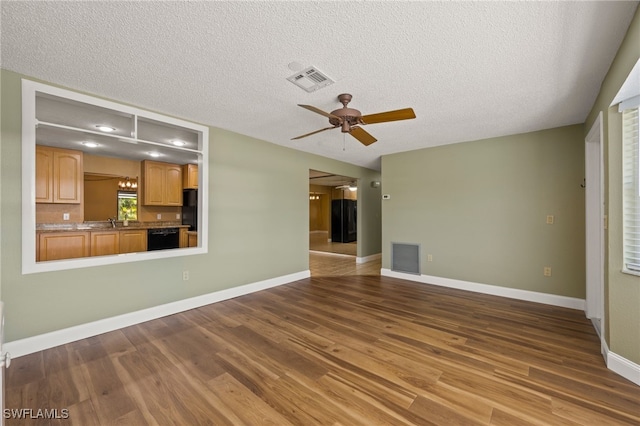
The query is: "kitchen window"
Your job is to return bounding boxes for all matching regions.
[117,191,138,221]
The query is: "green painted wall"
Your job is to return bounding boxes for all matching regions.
[0,69,381,342]
[382,125,586,298]
[584,8,640,365]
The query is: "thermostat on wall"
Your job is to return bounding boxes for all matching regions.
[382,194,391,200]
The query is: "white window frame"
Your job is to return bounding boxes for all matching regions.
[22,80,209,274]
[621,100,640,275]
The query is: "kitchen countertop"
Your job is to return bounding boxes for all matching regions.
[36,222,191,232]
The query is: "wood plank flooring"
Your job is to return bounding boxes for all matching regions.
[310,251,381,276]
[309,231,357,256]
[7,275,640,425]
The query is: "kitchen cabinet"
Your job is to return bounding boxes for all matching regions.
[179,228,188,248]
[188,232,198,248]
[36,146,83,204]
[90,231,120,257]
[38,232,90,261]
[182,164,198,189]
[120,229,147,253]
[142,160,182,206]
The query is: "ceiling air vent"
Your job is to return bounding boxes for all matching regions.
[287,67,334,93]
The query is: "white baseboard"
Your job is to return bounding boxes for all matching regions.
[356,253,381,264]
[605,345,640,386]
[380,269,585,310]
[309,250,354,258]
[5,270,311,359]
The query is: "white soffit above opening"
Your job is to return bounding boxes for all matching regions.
[1,1,638,170]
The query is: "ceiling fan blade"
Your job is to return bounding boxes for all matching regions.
[298,104,343,121]
[291,125,337,140]
[360,108,416,125]
[349,126,377,146]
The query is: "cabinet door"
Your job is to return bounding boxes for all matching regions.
[36,146,82,204]
[91,231,120,257]
[182,164,198,189]
[188,233,198,248]
[35,146,54,203]
[165,164,183,205]
[120,230,147,253]
[143,161,166,205]
[179,228,188,248]
[54,150,82,203]
[38,232,90,261]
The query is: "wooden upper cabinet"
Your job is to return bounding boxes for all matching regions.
[35,146,54,203]
[165,164,183,205]
[142,160,183,206]
[36,146,83,204]
[182,164,198,189]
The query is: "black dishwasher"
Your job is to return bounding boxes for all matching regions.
[147,228,180,251]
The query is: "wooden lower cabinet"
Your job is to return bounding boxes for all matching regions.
[91,231,120,257]
[120,229,147,253]
[38,232,90,261]
[188,232,198,248]
[179,228,188,248]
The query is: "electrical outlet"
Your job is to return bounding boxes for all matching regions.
[546,215,554,225]
[544,266,552,277]
[182,270,189,281]
[157,214,162,220]
[427,254,433,262]
[176,213,180,220]
[63,213,70,221]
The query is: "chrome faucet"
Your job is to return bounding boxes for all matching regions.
[108,217,116,228]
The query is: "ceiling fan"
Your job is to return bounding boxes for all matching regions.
[292,93,416,146]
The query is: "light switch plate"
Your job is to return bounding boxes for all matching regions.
[157,214,162,220]
[63,213,70,221]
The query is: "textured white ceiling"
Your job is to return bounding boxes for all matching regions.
[1,1,637,170]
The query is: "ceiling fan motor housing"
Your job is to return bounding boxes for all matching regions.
[330,94,362,132]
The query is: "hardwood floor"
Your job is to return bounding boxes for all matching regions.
[310,251,381,276]
[7,275,640,425]
[309,231,357,256]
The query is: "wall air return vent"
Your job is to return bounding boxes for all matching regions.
[391,243,420,275]
[287,66,335,92]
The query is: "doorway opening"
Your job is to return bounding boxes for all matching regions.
[309,170,358,255]
[310,169,379,276]
[585,112,604,346]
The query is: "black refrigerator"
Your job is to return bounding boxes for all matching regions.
[182,189,198,231]
[331,199,357,243]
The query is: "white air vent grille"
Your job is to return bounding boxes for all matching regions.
[287,67,334,92]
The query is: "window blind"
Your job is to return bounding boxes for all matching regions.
[622,107,640,272]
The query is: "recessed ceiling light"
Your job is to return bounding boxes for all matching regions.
[83,142,100,148]
[148,152,161,158]
[96,125,116,132]
[171,140,186,147]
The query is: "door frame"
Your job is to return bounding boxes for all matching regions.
[585,112,605,347]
